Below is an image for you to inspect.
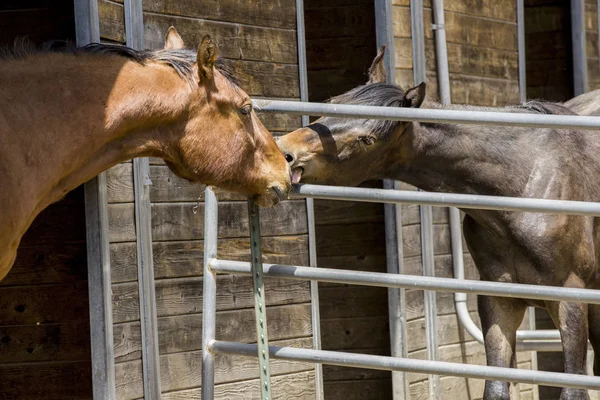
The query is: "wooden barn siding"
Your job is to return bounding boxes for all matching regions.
[99,1,313,398]
[392,2,535,399]
[0,3,92,399]
[302,1,399,398]
[586,0,600,91]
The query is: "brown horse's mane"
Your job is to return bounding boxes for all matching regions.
[0,38,239,87]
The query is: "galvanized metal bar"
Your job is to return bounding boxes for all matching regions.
[76,3,116,400]
[210,341,600,391]
[294,1,324,396]
[248,200,272,400]
[572,0,588,96]
[375,0,407,397]
[517,0,527,103]
[201,188,218,400]
[290,184,600,217]
[124,0,144,50]
[411,0,427,85]
[253,99,600,131]
[211,260,600,305]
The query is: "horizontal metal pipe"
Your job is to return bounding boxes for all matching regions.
[253,99,600,131]
[290,184,600,217]
[209,340,600,390]
[211,261,600,305]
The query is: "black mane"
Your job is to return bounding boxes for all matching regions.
[0,39,239,86]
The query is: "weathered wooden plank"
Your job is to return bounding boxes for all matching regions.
[444,0,517,22]
[161,370,316,400]
[403,252,478,278]
[305,4,375,40]
[307,68,374,102]
[223,59,300,97]
[404,288,479,322]
[159,304,312,354]
[113,319,141,363]
[0,361,92,399]
[306,35,376,72]
[142,0,297,30]
[110,235,308,283]
[321,315,390,351]
[325,379,392,400]
[0,243,87,286]
[322,347,392,382]
[307,0,373,8]
[315,222,386,257]
[319,285,389,319]
[114,337,313,399]
[19,202,86,248]
[98,0,125,43]
[106,162,133,203]
[0,322,90,363]
[0,282,89,325]
[108,200,307,242]
[424,72,520,106]
[112,275,310,323]
[143,13,297,64]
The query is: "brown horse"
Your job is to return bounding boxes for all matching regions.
[277,48,600,400]
[0,27,290,282]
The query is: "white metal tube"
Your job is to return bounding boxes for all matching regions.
[211,261,600,305]
[253,99,600,131]
[201,188,218,400]
[290,184,600,217]
[209,340,600,391]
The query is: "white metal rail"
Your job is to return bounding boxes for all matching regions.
[201,102,600,399]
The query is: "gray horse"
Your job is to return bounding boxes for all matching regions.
[277,48,600,400]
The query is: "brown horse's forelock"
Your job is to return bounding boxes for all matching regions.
[0,39,239,88]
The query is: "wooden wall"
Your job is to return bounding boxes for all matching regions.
[98,1,314,398]
[392,1,535,399]
[304,1,395,398]
[0,2,92,399]
[586,0,600,91]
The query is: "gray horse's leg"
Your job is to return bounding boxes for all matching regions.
[479,295,526,400]
[546,300,590,400]
[588,304,600,375]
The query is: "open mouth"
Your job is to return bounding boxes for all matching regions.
[291,167,304,184]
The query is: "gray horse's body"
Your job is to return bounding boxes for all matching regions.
[277,46,600,399]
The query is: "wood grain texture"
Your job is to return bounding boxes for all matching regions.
[108,200,307,242]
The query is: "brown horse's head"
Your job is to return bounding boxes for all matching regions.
[161,28,290,206]
[277,46,426,186]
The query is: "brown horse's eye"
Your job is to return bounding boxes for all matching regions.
[240,104,252,115]
[359,136,375,145]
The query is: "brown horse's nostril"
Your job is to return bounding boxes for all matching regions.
[284,153,295,164]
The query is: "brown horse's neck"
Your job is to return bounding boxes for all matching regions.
[385,120,537,197]
[0,53,191,212]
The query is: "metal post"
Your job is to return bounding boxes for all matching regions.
[375,0,409,398]
[76,2,117,399]
[248,200,272,400]
[202,188,218,400]
[295,1,324,397]
[572,0,588,95]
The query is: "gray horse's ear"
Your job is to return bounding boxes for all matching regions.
[367,45,387,84]
[403,82,426,108]
[197,35,218,82]
[164,27,185,50]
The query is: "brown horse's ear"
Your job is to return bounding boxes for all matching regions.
[367,45,387,84]
[403,82,426,108]
[197,35,218,82]
[164,27,185,50]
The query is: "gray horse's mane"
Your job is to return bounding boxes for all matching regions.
[0,38,238,86]
[326,82,577,137]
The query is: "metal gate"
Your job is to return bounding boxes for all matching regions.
[200,100,600,399]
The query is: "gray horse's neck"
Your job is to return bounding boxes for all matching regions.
[386,120,540,198]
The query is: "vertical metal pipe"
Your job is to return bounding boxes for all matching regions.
[517,0,527,104]
[572,0,588,96]
[248,200,272,399]
[76,3,117,399]
[201,188,218,400]
[375,0,408,398]
[413,1,440,398]
[295,1,324,397]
